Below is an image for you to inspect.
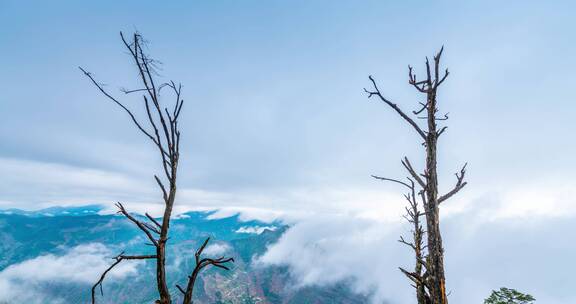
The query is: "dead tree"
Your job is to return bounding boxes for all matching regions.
[366,47,467,304]
[372,176,430,303]
[399,191,430,304]
[80,32,233,304]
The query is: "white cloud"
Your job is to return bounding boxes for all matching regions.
[255,215,410,303]
[2,158,576,303]
[5,157,575,224]
[0,157,153,210]
[0,158,141,193]
[0,243,142,304]
[203,243,232,256]
[235,226,277,234]
[490,179,576,220]
[253,179,576,303]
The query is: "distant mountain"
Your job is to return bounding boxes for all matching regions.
[0,204,102,217]
[0,206,367,304]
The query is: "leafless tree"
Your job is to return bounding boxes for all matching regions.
[372,175,429,303]
[80,32,233,304]
[366,47,467,304]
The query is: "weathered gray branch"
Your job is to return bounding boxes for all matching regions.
[438,163,468,204]
[364,76,427,140]
[91,253,156,304]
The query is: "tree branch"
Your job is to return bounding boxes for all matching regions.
[438,163,468,204]
[437,126,448,137]
[145,213,162,228]
[181,237,234,304]
[154,175,169,203]
[371,175,413,189]
[401,157,426,189]
[91,253,156,304]
[399,236,417,250]
[399,267,423,285]
[78,67,159,146]
[433,46,450,88]
[365,76,427,140]
[116,202,158,246]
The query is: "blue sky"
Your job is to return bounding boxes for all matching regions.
[1,0,575,303]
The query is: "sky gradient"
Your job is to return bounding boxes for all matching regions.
[1,0,575,303]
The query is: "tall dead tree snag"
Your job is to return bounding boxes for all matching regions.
[366,47,467,304]
[80,32,233,304]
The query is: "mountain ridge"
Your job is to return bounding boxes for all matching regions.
[0,205,368,304]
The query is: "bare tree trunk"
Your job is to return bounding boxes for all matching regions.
[157,185,176,304]
[423,89,447,304]
[413,206,427,304]
[366,47,467,304]
[408,189,428,304]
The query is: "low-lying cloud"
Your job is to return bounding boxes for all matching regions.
[0,243,141,304]
[255,195,576,304]
[203,243,232,256]
[255,215,410,303]
[2,157,576,303]
[235,226,277,234]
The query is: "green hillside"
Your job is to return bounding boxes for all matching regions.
[0,206,367,304]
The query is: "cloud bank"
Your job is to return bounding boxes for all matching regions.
[255,191,576,304]
[0,243,141,304]
[2,157,576,303]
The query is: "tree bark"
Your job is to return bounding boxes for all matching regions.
[157,182,176,304]
[424,90,448,304]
